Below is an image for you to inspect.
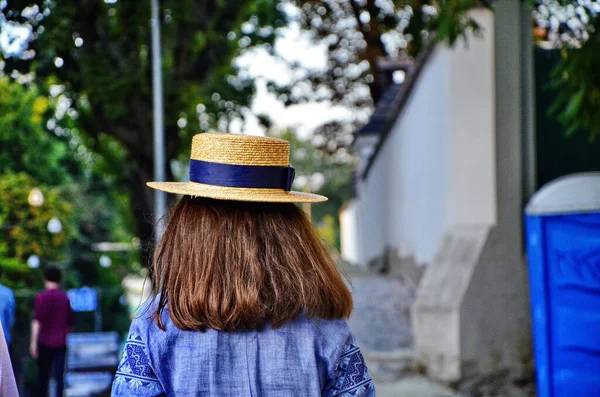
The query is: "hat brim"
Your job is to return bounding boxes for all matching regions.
[146,182,327,203]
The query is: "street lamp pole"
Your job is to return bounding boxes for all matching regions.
[151,0,166,241]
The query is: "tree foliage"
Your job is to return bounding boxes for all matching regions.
[0,75,137,280]
[533,0,600,140]
[0,173,74,290]
[262,0,481,153]
[0,64,136,358]
[287,0,600,146]
[0,77,81,185]
[1,0,287,264]
[548,35,600,139]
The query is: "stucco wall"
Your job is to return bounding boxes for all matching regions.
[340,200,360,265]
[447,27,497,227]
[354,10,496,266]
[355,48,451,265]
[355,169,387,263]
[384,51,450,265]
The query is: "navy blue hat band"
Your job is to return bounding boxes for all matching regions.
[189,159,296,191]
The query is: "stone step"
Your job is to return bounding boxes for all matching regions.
[375,376,466,397]
[349,275,414,352]
[364,348,418,383]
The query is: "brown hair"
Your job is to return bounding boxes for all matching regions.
[151,196,353,331]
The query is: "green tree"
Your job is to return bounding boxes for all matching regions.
[260,0,481,155]
[2,0,287,265]
[0,75,137,289]
[532,0,600,139]
[0,77,81,185]
[0,173,74,277]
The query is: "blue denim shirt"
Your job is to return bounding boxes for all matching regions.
[112,303,375,397]
[0,284,15,345]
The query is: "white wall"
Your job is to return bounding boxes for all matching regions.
[354,12,496,266]
[355,49,450,265]
[355,170,387,263]
[447,31,497,227]
[340,200,360,265]
[384,50,451,265]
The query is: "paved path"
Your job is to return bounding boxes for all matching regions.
[375,376,465,397]
[348,275,414,351]
[347,271,467,397]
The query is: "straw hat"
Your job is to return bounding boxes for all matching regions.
[147,133,327,203]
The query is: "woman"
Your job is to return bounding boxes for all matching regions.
[112,133,375,397]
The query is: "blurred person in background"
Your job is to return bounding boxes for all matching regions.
[0,267,15,347]
[0,324,19,396]
[30,266,74,397]
[112,133,375,397]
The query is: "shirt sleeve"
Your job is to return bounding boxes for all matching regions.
[326,334,375,397]
[33,294,41,322]
[112,316,165,397]
[8,292,15,329]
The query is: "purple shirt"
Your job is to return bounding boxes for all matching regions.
[34,289,74,348]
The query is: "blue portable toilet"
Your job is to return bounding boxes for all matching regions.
[526,173,600,397]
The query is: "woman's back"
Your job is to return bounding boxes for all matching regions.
[112,134,375,396]
[112,307,374,397]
